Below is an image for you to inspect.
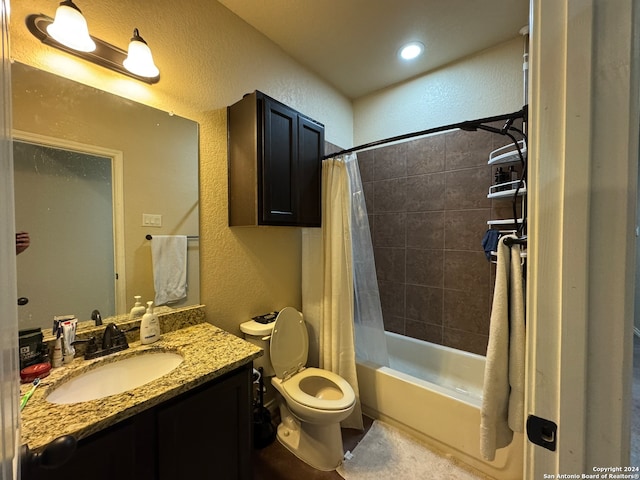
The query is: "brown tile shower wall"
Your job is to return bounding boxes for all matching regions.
[357,128,519,356]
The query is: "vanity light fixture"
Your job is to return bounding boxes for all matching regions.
[26,2,160,84]
[46,0,95,52]
[123,29,159,78]
[399,41,425,61]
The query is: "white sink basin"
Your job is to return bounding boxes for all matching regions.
[46,351,183,404]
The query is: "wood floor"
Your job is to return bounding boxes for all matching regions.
[252,416,374,480]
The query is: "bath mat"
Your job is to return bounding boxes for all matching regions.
[337,420,485,480]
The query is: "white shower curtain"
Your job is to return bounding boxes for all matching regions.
[302,153,388,430]
[344,155,389,367]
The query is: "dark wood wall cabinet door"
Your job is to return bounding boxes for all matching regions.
[228,91,324,227]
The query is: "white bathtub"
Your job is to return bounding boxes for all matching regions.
[356,331,523,480]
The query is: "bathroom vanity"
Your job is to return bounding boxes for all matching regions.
[20,317,262,480]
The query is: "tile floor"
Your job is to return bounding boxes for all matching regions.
[252,416,374,480]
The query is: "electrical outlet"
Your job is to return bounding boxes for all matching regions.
[142,214,162,227]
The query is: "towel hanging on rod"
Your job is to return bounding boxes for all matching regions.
[481,234,526,461]
[150,235,188,306]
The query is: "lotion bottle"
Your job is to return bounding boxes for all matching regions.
[140,301,161,345]
[51,337,63,368]
[129,296,146,320]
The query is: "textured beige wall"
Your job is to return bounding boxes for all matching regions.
[10,0,353,335]
[353,37,525,145]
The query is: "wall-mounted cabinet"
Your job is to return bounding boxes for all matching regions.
[227,91,324,227]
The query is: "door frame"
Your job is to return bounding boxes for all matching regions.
[13,130,127,316]
[526,0,638,476]
[0,0,20,477]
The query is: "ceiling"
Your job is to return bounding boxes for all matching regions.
[217,0,529,99]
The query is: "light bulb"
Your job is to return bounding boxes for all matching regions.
[46,0,95,52]
[123,29,159,78]
[399,42,424,61]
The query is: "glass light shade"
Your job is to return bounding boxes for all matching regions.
[123,30,159,78]
[399,41,424,61]
[46,2,95,52]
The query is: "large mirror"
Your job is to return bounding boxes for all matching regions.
[12,62,200,332]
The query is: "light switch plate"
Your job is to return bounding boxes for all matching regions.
[142,214,162,227]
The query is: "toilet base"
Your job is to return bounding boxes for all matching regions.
[276,404,345,471]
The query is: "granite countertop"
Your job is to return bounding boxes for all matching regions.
[20,322,262,452]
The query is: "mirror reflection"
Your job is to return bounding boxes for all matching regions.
[12,62,200,332]
[14,140,117,327]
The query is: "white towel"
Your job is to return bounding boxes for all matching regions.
[151,235,188,306]
[480,234,526,461]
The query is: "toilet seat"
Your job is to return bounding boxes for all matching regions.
[279,367,355,411]
[270,308,356,411]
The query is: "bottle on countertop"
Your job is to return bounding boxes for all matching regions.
[51,337,63,368]
[129,295,146,320]
[140,301,161,345]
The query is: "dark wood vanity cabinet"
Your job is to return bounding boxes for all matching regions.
[228,90,324,227]
[27,411,156,480]
[27,365,253,480]
[157,365,252,479]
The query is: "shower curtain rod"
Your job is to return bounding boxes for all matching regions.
[322,105,528,160]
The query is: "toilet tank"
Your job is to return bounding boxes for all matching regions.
[240,319,275,377]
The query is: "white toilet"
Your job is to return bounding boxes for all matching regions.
[241,307,356,471]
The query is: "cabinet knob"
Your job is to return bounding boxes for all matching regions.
[21,435,77,474]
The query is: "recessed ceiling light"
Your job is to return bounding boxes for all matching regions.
[399,41,424,61]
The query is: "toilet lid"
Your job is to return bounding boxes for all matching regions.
[270,307,308,379]
[239,319,275,337]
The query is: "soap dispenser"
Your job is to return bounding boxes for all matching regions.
[140,301,161,345]
[129,296,146,320]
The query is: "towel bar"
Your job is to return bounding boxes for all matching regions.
[145,234,199,240]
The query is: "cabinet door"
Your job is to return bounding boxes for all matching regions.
[262,98,298,225]
[157,367,252,480]
[27,411,156,480]
[297,115,323,227]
